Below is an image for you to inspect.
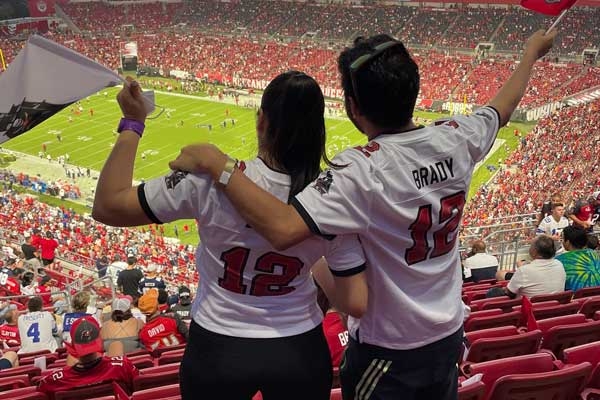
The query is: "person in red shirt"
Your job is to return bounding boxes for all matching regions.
[138,289,187,350]
[34,275,53,305]
[322,309,348,369]
[39,231,59,267]
[0,309,21,347]
[37,316,138,398]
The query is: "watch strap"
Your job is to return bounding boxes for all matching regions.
[218,156,238,186]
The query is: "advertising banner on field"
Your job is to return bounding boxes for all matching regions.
[0,35,154,144]
[28,0,55,18]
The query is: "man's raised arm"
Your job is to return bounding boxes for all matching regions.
[169,144,311,250]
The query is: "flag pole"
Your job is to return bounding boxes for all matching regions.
[0,48,6,71]
[546,8,569,34]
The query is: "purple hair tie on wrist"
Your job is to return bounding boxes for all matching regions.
[117,118,145,138]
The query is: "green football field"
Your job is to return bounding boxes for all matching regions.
[3,87,535,244]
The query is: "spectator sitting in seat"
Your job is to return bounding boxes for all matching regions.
[557,226,600,291]
[169,286,192,322]
[0,350,18,371]
[463,240,499,282]
[17,296,58,354]
[100,296,143,354]
[0,309,21,347]
[63,291,93,344]
[37,316,138,398]
[138,289,187,351]
[493,235,566,298]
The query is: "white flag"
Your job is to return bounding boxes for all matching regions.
[0,34,154,144]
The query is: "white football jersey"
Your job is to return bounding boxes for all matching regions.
[536,215,570,253]
[294,106,500,350]
[141,158,365,338]
[17,311,58,354]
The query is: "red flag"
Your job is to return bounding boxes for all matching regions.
[521,0,576,16]
[521,296,539,331]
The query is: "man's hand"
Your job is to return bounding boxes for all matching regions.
[117,77,147,123]
[169,143,228,181]
[524,29,557,60]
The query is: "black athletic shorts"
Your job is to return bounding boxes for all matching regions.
[340,327,463,400]
[180,321,332,400]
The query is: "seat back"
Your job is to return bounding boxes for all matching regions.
[0,365,42,380]
[0,386,48,400]
[562,341,600,365]
[150,344,186,358]
[131,383,180,400]
[157,352,184,366]
[533,302,580,320]
[466,330,542,363]
[464,311,522,332]
[129,355,155,370]
[574,286,600,299]
[542,320,600,358]
[138,363,180,375]
[330,388,342,400]
[487,362,592,400]
[0,374,32,391]
[458,381,486,400]
[132,371,180,392]
[465,326,519,344]
[469,352,555,390]
[579,297,600,319]
[536,313,587,333]
[531,290,573,304]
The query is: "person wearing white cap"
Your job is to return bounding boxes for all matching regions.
[100,296,143,353]
[138,263,166,295]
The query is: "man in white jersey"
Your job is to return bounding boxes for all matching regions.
[536,202,569,254]
[17,296,58,354]
[169,30,557,400]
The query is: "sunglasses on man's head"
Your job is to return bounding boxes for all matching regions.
[349,40,406,109]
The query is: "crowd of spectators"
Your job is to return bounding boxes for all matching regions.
[462,98,600,234]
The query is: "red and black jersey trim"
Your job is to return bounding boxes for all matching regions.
[291,198,335,241]
[331,263,366,277]
[137,184,162,224]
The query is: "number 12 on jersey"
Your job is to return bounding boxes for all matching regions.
[405,191,466,265]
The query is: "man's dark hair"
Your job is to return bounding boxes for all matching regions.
[338,34,419,130]
[127,256,136,266]
[260,70,333,202]
[563,226,589,249]
[158,289,168,305]
[588,235,599,250]
[27,296,43,312]
[533,235,556,259]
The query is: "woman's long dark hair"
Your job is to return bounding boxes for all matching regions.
[111,309,133,322]
[260,71,333,202]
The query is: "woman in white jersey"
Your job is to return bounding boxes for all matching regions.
[92,73,367,400]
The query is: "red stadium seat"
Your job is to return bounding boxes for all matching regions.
[541,320,600,358]
[128,355,155,370]
[463,284,498,293]
[486,362,591,400]
[138,363,180,375]
[132,371,180,392]
[131,383,180,400]
[465,326,519,343]
[0,365,42,380]
[330,388,342,400]
[530,290,573,304]
[579,297,600,319]
[0,374,32,391]
[124,349,151,359]
[1,386,48,400]
[150,344,186,358]
[463,291,489,304]
[17,350,51,360]
[537,313,588,333]
[465,309,503,325]
[563,341,600,391]
[464,310,522,332]
[463,329,542,365]
[530,302,580,320]
[19,354,59,367]
[469,353,555,390]
[458,381,485,400]
[157,351,184,366]
[574,287,600,299]
[469,297,521,312]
